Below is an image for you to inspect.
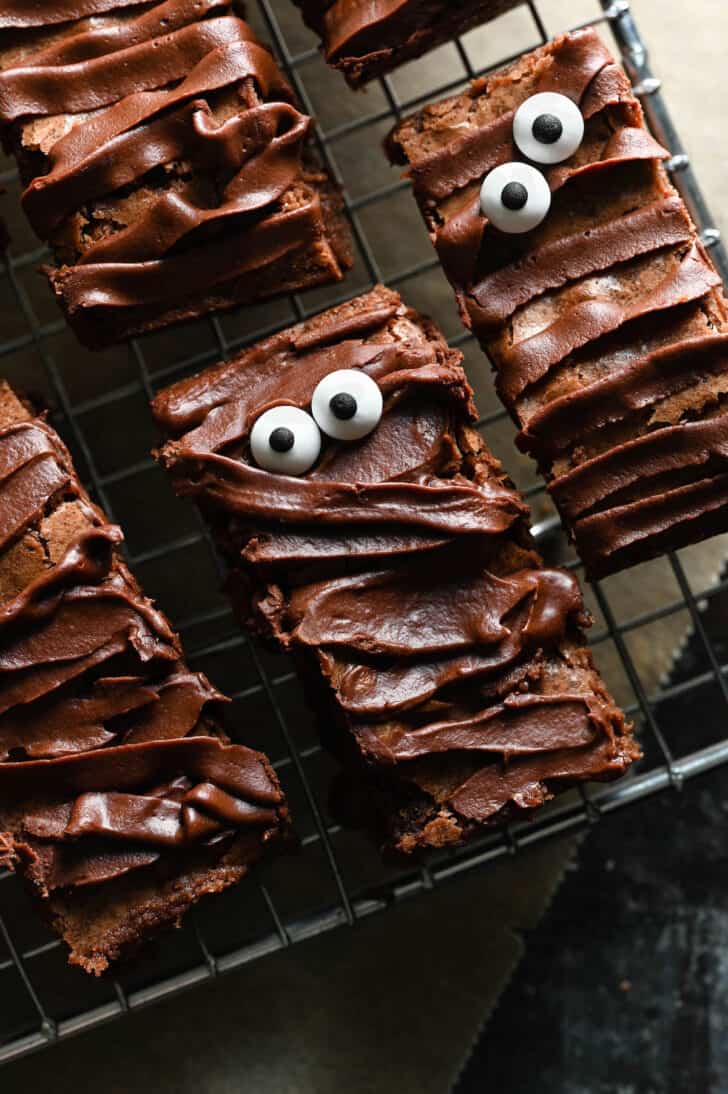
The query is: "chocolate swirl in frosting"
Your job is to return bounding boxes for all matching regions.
[388,29,728,578]
[0,383,287,970]
[291,0,522,88]
[0,1,350,345]
[154,286,637,851]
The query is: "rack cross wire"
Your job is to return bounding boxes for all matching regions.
[1,0,728,1066]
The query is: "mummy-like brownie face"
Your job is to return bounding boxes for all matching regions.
[480,92,585,233]
[250,368,384,475]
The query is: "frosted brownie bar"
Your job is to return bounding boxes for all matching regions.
[387,29,728,578]
[0,0,352,347]
[0,382,288,974]
[291,0,520,88]
[153,286,637,855]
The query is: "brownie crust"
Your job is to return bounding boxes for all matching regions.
[153,286,637,855]
[387,29,728,578]
[293,0,520,88]
[0,381,289,973]
[0,1,352,347]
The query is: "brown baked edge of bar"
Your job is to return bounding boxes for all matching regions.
[303,0,519,88]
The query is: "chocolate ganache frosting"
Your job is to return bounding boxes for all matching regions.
[0,383,287,971]
[154,287,637,852]
[291,0,521,88]
[388,29,728,578]
[0,1,351,345]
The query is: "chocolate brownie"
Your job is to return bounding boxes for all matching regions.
[0,1,352,348]
[387,29,728,578]
[291,0,520,88]
[152,286,638,855]
[0,382,288,974]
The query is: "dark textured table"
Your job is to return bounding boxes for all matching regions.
[458,581,728,1094]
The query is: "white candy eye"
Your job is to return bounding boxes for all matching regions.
[250,405,321,475]
[480,162,551,234]
[513,92,584,165]
[311,369,383,441]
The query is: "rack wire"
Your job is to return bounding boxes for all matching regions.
[2,0,728,1066]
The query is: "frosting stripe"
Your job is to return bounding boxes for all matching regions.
[26,101,309,239]
[355,696,598,764]
[169,451,526,535]
[551,416,728,522]
[468,196,692,332]
[519,333,728,458]
[450,737,628,823]
[574,472,728,569]
[53,202,322,312]
[0,0,151,30]
[0,18,254,123]
[498,243,720,403]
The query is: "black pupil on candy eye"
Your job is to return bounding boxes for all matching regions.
[330,392,358,420]
[532,113,563,144]
[501,181,528,211]
[269,426,295,453]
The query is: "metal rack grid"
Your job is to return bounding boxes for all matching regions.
[1,0,728,1066]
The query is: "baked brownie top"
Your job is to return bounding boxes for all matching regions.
[0,385,286,895]
[388,29,728,576]
[0,1,338,319]
[154,287,636,831]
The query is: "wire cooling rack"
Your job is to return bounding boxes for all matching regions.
[2,0,728,1066]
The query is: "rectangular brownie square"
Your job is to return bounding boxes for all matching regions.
[387,29,728,578]
[0,1,352,347]
[153,286,638,855]
[0,381,288,974]
[291,0,521,88]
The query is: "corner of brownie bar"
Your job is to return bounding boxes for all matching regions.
[291,0,523,88]
[0,1,352,347]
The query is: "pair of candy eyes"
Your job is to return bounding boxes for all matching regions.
[480,92,585,234]
[250,369,383,476]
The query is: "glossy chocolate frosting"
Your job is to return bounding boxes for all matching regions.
[5,737,282,892]
[292,0,520,88]
[0,1,349,343]
[0,388,286,917]
[154,287,636,846]
[388,29,728,577]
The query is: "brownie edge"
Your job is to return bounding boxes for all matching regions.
[292,0,521,87]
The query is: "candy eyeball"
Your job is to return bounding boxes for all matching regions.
[513,92,584,165]
[250,405,321,475]
[311,369,383,441]
[480,161,551,234]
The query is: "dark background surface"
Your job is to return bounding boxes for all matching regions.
[457,584,728,1094]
